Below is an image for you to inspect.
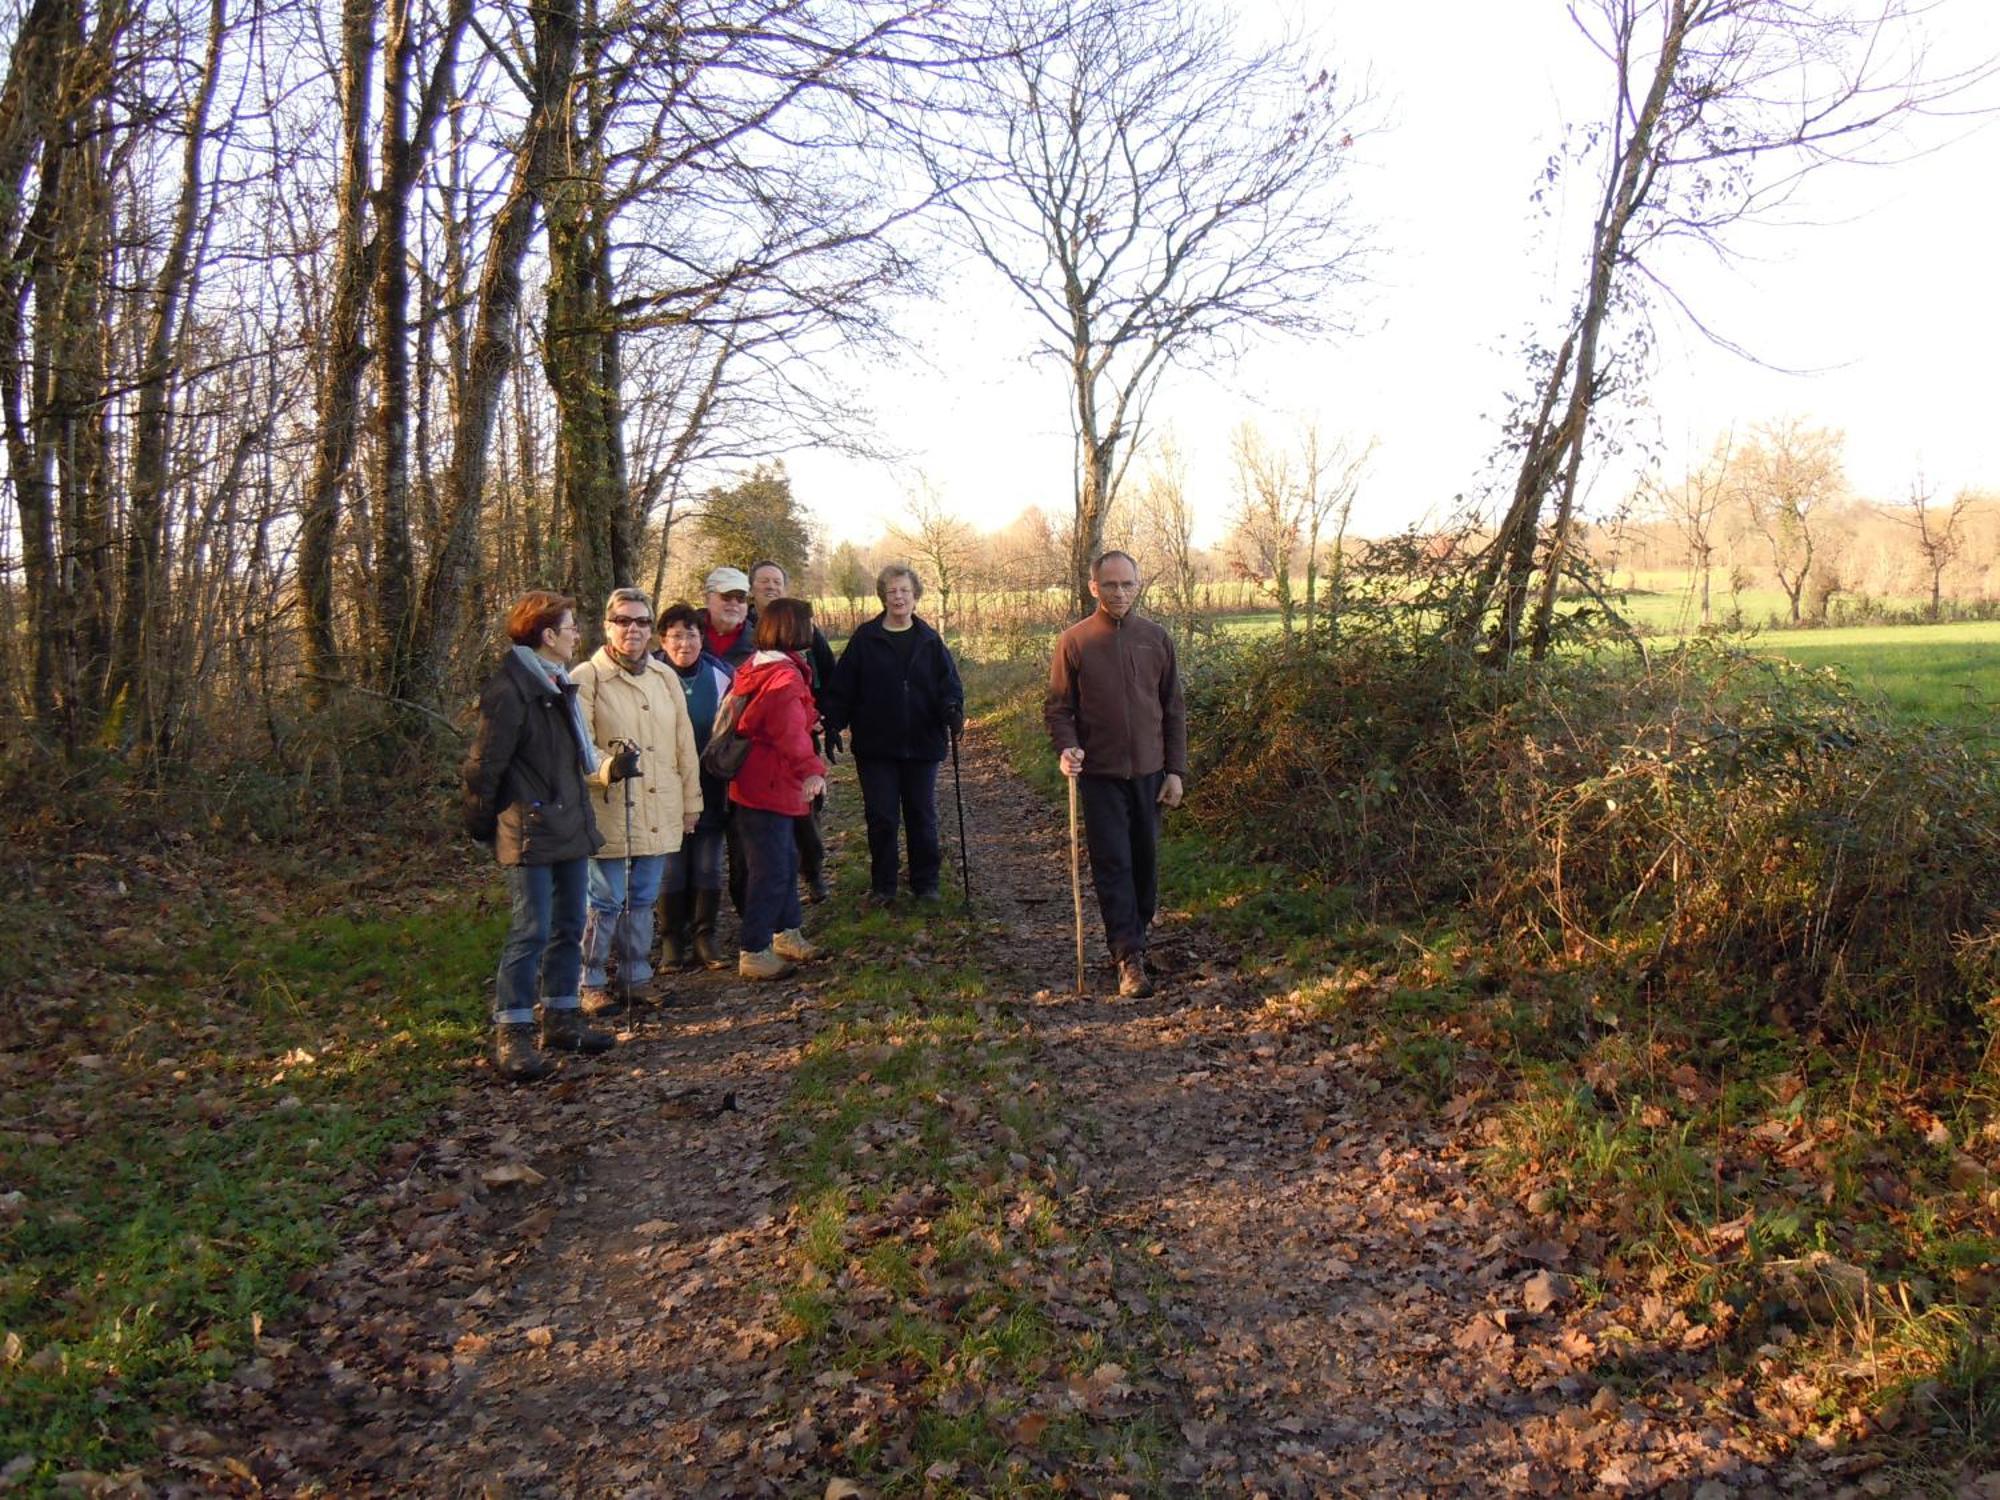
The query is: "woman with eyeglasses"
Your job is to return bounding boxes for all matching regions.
[654,601,735,968]
[570,587,703,1016]
[460,591,616,1082]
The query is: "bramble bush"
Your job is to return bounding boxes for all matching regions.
[1184,628,2000,1048]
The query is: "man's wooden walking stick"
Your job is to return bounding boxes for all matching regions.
[1067,771,1085,996]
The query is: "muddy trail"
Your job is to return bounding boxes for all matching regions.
[206,728,1855,1498]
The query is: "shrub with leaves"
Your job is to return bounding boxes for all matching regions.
[1185,630,2000,1048]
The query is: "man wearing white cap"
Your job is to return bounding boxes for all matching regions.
[700,566,755,668]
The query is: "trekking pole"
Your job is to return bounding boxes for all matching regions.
[950,726,971,912]
[621,745,635,1002]
[1067,770,1084,996]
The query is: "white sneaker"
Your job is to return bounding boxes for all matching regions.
[773,927,817,962]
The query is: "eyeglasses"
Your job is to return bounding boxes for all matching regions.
[608,615,652,629]
[716,591,748,603]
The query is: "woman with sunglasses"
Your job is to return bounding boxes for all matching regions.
[570,588,704,1016]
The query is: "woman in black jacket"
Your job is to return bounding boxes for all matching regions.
[825,566,964,906]
[461,591,623,1081]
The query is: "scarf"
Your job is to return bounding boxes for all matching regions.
[511,645,599,775]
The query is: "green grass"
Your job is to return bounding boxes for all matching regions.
[1748,622,2000,730]
[1,871,499,1490]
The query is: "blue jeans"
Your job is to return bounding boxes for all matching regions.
[582,853,667,990]
[495,859,589,1024]
[664,826,725,893]
[736,805,801,954]
[855,757,942,896]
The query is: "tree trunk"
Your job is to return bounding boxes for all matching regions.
[371,0,416,698]
[110,0,228,751]
[543,125,630,622]
[412,0,581,701]
[297,0,376,702]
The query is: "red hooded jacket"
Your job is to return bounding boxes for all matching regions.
[727,652,826,817]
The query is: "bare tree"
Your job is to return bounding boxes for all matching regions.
[1297,425,1371,642]
[1738,419,1845,625]
[1646,431,1734,627]
[1130,438,1201,649]
[1886,471,1971,619]
[933,0,1369,617]
[891,479,975,636]
[1227,422,1302,635]
[1454,0,1996,661]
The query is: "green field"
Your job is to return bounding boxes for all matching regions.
[1191,600,1999,733]
[1746,621,1999,730]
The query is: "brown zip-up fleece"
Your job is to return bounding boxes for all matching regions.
[1044,606,1187,780]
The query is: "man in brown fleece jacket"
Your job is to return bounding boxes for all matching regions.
[1044,550,1187,998]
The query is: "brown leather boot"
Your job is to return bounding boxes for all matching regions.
[490,1022,555,1082]
[541,1005,615,1055]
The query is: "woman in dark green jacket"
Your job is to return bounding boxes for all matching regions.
[461,591,621,1081]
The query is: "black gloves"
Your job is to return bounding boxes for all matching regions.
[946,704,965,739]
[608,742,642,782]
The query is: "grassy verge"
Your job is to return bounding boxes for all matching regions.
[766,811,1167,1495]
[0,828,496,1492]
[975,657,2000,1482]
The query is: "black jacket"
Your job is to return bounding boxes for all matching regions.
[826,614,964,763]
[460,652,604,866]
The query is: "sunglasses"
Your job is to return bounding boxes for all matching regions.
[716,592,748,603]
[608,614,653,628]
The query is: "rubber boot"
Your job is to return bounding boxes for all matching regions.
[661,889,693,970]
[541,1005,615,1055]
[692,889,728,971]
[490,1022,555,1083]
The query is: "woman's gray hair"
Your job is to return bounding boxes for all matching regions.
[603,586,653,619]
[876,564,924,603]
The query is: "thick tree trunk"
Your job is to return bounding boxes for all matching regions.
[412,0,580,701]
[372,0,416,698]
[297,0,376,703]
[544,163,630,622]
[110,0,228,750]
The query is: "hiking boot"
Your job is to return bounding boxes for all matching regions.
[692,890,729,970]
[661,890,694,969]
[861,889,898,912]
[490,1022,555,1083]
[580,985,627,1019]
[738,946,794,981]
[913,889,944,910]
[541,1006,616,1055]
[773,927,817,962]
[1117,957,1154,999]
[805,870,830,904]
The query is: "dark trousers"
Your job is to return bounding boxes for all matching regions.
[855,756,941,896]
[1077,771,1163,962]
[728,799,822,912]
[735,805,802,953]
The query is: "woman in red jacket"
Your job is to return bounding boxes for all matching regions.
[727,597,828,978]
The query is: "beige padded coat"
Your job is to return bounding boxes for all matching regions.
[572,648,703,858]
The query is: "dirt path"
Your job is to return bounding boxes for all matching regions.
[214,730,1844,1498]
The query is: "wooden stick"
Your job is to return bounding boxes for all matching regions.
[1068,772,1085,996]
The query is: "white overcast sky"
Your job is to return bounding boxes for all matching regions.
[788,1,2000,548]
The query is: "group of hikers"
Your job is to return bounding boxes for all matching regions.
[460,550,1186,1083]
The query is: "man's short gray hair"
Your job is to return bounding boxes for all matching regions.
[876,564,924,603]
